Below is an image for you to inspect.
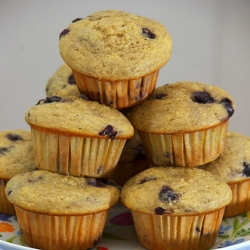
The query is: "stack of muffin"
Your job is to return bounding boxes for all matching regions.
[3,9,250,250]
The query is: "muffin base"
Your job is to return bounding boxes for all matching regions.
[72,69,159,109]
[224,179,250,217]
[0,179,15,215]
[31,127,126,177]
[15,206,109,250]
[138,120,229,167]
[131,208,225,250]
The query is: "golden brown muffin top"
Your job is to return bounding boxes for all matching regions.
[5,170,120,214]
[59,10,172,80]
[128,81,235,133]
[25,95,134,139]
[45,64,80,97]
[201,132,250,182]
[0,129,37,179]
[120,167,232,215]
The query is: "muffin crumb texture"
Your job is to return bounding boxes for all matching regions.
[120,167,232,214]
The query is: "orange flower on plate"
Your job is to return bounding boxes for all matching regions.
[0,222,15,232]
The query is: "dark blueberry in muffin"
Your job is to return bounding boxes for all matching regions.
[67,74,76,85]
[79,94,90,101]
[72,18,82,23]
[6,133,23,141]
[142,28,156,39]
[220,98,234,117]
[0,147,9,154]
[192,91,214,104]
[36,96,62,105]
[99,125,117,140]
[86,178,106,188]
[138,176,156,184]
[59,29,70,38]
[243,162,250,177]
[99,178,120,189]
[154,92,167,99]
[159,185,180,203]
[155,207,173,215]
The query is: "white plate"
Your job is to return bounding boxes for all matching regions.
[0,202,250,250]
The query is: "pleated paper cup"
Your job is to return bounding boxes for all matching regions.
[31,127,126,178]
[0,179,15,215]
[224,179,250,218]
[72,69,159,110]
[139,120,229,167]
[131,207,225,250]
[15,206,109,250]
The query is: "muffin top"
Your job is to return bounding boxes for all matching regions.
[25,95,134,139]
[45,64,80,97]
[5,170,120,214]
[120,167,232,215]
[201,132,250,183]
[0,129,37,179]
[59,10,172,80]
[128,81,235,133]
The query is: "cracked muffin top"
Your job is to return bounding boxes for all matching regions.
[59,10,172,80]
[120,167,232,215]
[0,129,37,179]
[5,170,120,214]
[25,95,134,139]
[45,64,80,97]
[128,81,235,133]
[201,132,250,183]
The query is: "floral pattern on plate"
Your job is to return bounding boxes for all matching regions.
[1,203,250,249]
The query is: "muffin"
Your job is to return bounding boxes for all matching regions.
[120,167,232,250]
[128,81,235,167]
[0,129,37,214]
[45,63,80,97]
[5,170,120,250]
[25,95,134,177]
[59,10,172,109]
[201,131,250,217]
[111,129,149,186]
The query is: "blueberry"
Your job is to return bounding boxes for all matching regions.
[220,98,234,117]
[67,74,76,85]
[155,206,173,215]
[59,29,70,39]
[0,147,9,154]
[159,185,180,203]
[72,18,82,23]
[36,96,62,105]
[142,28,156,39]
[6,134,23,141]
[99,125,117,140]
[192,91,214,104]
[138,176,156,184]
[86,178,106,188]
[154,92,167,99]
[243,162,250,177]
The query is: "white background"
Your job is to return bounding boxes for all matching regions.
[1,0,250,135]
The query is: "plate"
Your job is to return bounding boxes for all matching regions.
[0,202,250,250]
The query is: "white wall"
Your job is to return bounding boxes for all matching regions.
[1,0,250,135]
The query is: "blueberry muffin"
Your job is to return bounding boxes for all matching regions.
[0,129,37,214]
[45,63,80,97]
[59,10,172,109]
[120,167,232,250]
[25,95,134,177]
[128,81,235,167]
[5,170,120,250]
[201,131,250,217]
